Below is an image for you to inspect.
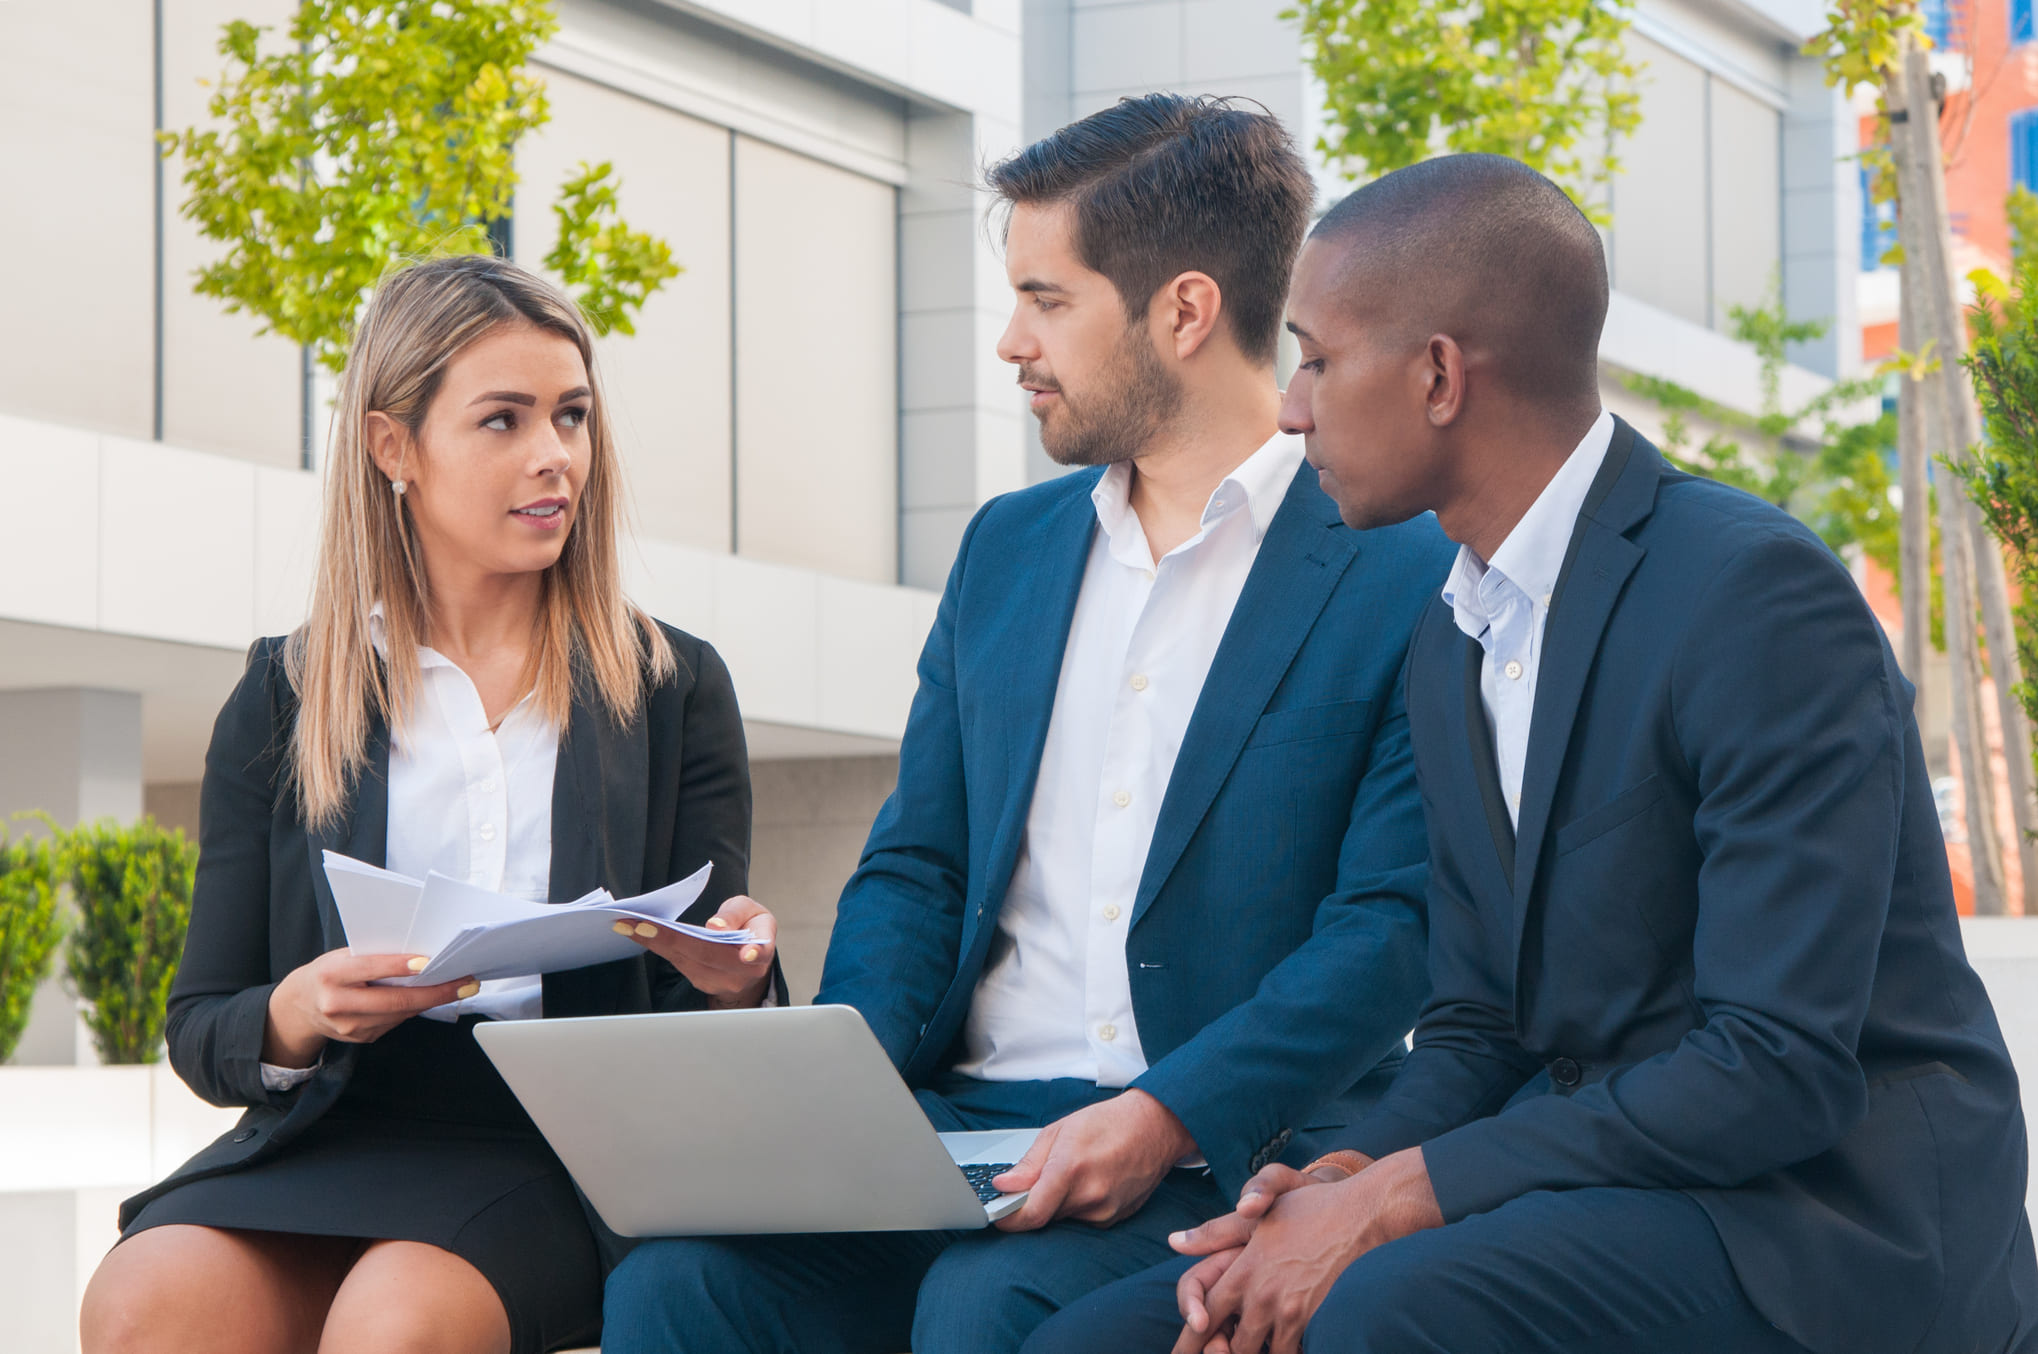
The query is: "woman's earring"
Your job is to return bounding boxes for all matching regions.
[391,479,406,496]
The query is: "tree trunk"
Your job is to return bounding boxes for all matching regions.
[1888,40,2011,913]
[1898,285,1930,692]
[1897,43,2036,911]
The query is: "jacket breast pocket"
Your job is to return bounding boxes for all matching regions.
[1554,774,1665,856]
[1244,699,1374,751]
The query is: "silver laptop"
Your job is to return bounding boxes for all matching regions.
[473,1004,1037,1235]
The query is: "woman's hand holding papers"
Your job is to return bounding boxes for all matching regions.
[262,949,481,1068]
[620,894,778,1008]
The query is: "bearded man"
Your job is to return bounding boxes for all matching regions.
[602,93,1453,1354]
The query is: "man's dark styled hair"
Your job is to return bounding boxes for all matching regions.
[987,93,1315,365]
[1310,154,1608,406]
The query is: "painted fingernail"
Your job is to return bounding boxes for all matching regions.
[613,921,634,935]
[406,956,429,972]
[635,922,660,938]
[457,982,480,999]
[740,945,760,963]
[706,916,729,929]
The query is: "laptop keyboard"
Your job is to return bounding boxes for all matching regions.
[960,1163,1017,1204]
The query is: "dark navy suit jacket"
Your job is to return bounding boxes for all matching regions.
[1345,419,2038,1354]
[817,462,1455,1201]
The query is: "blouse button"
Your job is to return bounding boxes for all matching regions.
[478,825,497,842]
[1099,1024,1118,1042]
[476,779,496,794]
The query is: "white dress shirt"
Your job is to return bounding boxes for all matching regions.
[260,616,560,1091]
[1441,409,1614,825]
[955,431,1306,1088]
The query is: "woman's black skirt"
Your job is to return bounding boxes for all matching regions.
[124,1015,602,1354]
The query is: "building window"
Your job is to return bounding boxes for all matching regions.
[2015,109,2038,193]
[1861,166,1898,270]
[2015,0,2034,45]
[1923,0,1971,48]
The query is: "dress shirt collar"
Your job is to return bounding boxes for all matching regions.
[366,603,454,671]
[1443,409,1614,639]
[1088,430,1306,568]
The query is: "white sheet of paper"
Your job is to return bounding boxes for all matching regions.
[321,852,424,954]
[403,871,561,955]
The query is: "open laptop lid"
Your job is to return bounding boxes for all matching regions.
[474,1004,1003,1235]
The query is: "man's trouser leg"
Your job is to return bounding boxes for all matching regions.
[602,1224,963,1354]
[910,1168,1228,1354]
[1024,1186,1811,1354]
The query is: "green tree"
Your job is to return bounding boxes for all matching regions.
[0,828,61,1065]
[1957,188,2038,779]
[61,820,197,1066]
[1625,289,1928,638]
[1284,0,1643,223]
[166,0,679,371]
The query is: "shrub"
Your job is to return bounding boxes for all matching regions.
[61,819,197,1065]
[0,828,62,1064]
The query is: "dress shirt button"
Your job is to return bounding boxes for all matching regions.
[1129,674,1149,692]
[1099,1024,1118,1042]
[1142,568,1156,582]
[1113,790,1132,808]
[476,779,496,793]
[478,824,497,842]
[1549,1056,1582,1088]
[1503,659,1524,681]
[1102,905,1121,922]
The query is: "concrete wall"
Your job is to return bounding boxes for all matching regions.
[750,756,901,1003]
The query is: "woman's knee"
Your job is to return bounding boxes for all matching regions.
[82,1226,338,1354]
[317,1241,509,1354]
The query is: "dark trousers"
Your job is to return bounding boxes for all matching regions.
[1022,1186,1813,1354]
[601,1074,1230,1354]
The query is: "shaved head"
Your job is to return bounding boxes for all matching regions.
[1308,154,1607,406]
[1278,154,1612,549]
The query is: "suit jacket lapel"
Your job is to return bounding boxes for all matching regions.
[544,662,649,1017]
[306,713,391,950]
[1129,466,1358,928]
[1461,633,1517,885]
[1509,420,1656,917]
[965,481,1099,954]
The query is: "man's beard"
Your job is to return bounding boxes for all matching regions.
[1032,326,1180,467]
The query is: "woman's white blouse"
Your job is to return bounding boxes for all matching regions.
[259,625,563,1092]
[381,628,560,1025]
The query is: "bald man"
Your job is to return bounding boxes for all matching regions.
[1024,154,2038,1354]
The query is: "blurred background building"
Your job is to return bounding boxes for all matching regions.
[0,1,1878,1348]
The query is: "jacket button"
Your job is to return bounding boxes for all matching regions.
[232,1126,258,1143]
[1549,1057,1582,1088]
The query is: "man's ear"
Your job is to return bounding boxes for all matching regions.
[1154,270,1225,362]
[364,411,413,486]
[1423,335,1468,427]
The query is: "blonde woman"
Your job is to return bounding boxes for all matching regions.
[79,254,780,1354]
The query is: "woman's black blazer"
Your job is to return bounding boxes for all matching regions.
[120,621,776,1228]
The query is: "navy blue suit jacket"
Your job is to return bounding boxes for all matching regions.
[817,462,1455,1201]
[1346,420,2038,1354]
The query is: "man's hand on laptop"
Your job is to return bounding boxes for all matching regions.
[621,894,778,1008]
[990,1089,1195,1231]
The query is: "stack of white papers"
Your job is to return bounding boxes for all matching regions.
[321,851,752,986]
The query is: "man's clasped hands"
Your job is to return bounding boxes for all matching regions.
[1164,1147,1445,1354]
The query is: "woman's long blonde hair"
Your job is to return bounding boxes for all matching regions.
[286,254,675,831]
